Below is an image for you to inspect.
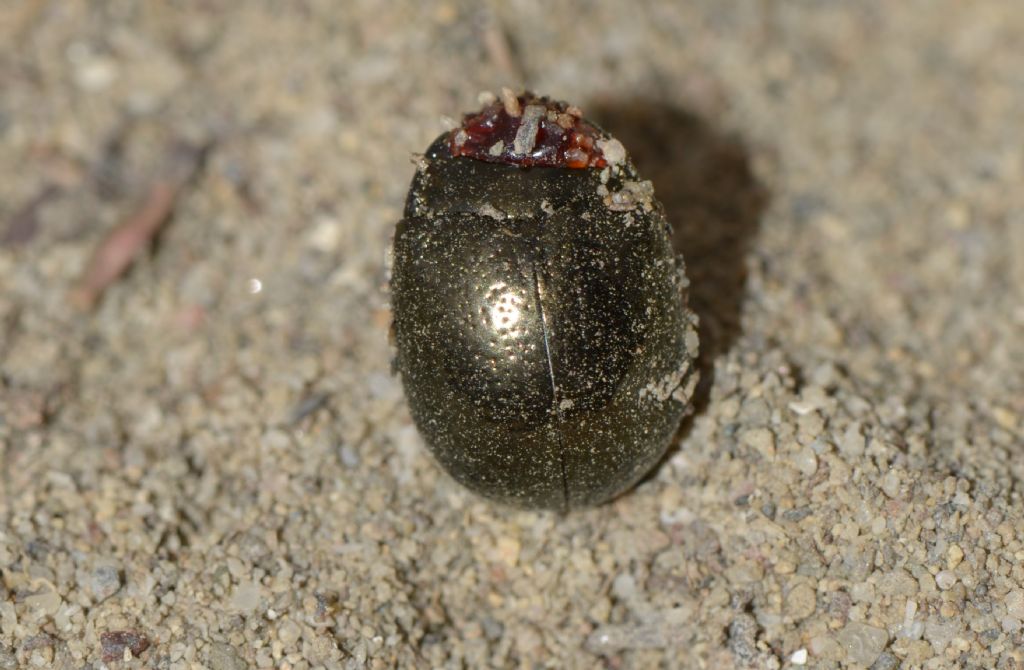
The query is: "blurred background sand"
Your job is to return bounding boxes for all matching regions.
[1,2,1022,668]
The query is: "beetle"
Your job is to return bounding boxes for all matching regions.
[390,91,698,510]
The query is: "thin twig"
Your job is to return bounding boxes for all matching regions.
[69,141,210,311]
[480,10,526,86]
[288,391,331,426]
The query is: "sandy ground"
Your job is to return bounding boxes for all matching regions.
[1,2,1023,668]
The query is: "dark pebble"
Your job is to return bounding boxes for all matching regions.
[101,630,150,662]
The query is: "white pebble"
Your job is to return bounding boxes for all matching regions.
[788,400,817,416]
[1005,589,1024,620]
[839,422,865,457]
[306,217,343,252]
[808,635,838,656]
[230,582,262,613]
[512,105,544,155]
[597,138,627,165]
[793,447,818,476]
[881,470,901,499]
[837,621,888,666]
[74,56,118,91]
[935,571,957,590]
[742,427,776,459]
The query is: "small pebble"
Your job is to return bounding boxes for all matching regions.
[1005,589,1024,620]
[71,53,118,91]
[808,635,839,658]
[495,536,520,567]
[935,570,957,590]
[100,630,150,663]
[277,619,301,647]
[89,564,122,603]
[727,614,759,663]
[231,582,263,613]
[23,591,61,616]
[850,581,875,603]
[880,470,902,498]
[208,642,248,670]
[870,651,899,670]
[741,427,776,459]
[837,621,888,666]
[784,582,817,620]
[946,544,964,570]
[793,446,817,476]
[923,617,961,649]
[340,444,361,468]
[839,422,865,457]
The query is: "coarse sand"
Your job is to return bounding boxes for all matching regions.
[1,2,1022,668]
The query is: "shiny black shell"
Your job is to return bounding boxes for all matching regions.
[390,135,698,510]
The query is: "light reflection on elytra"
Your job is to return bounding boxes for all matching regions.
[488,285,525,336]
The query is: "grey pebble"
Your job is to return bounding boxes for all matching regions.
[89,565,122,603]
[207,642,248,670]
[782,506,813,522]
[727,613,760,663]
[339,444,361,468]
[870,651,899,670]
[838,622,889,666]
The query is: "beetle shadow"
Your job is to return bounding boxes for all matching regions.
[589,100,770,462]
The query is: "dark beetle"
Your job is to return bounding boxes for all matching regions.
[390,91,698,511]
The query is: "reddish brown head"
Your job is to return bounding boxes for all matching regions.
[448,91,611,169]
